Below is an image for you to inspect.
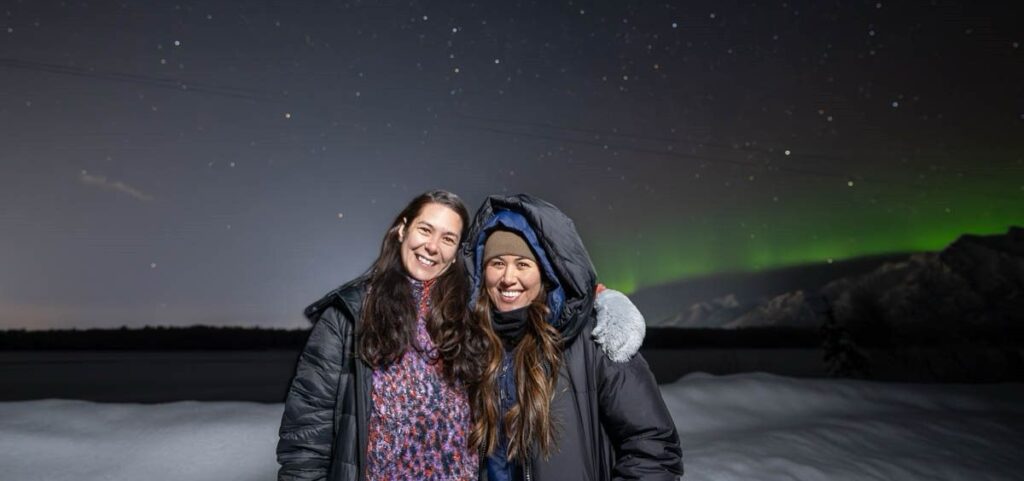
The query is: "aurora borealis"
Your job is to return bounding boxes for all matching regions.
[587,146,1023,291]
[590,187,1021,292]
[1,0,1021,328]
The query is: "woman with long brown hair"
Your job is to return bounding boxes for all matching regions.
[464,194,684,481]
[277,190,485,481]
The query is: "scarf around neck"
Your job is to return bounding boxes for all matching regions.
[491,306,529,348]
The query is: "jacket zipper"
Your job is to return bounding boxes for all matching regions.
[524,459,532,481]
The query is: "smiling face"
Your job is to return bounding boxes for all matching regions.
[484,254,543,312]
[398,202,463,282]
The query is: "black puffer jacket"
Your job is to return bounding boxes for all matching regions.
[277,278,371,481]
[277,276,659,481]
[463,194,684,481]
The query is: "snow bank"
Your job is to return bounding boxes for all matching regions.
[665,373,1024,481]
[1,374,1022,480]
[0,400,281,481]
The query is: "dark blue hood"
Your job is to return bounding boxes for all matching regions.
[463,194,597,342]
[468,210,566,327]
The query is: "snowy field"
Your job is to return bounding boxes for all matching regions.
[2,373,1022,481]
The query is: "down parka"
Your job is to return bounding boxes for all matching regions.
[277,278,371,481]
[276,269,654,480]
[463,194,685,481]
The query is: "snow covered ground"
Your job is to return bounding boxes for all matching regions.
[663,373,1024,481]
[2,373,1022,481]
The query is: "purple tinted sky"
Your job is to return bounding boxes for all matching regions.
[1,1,1021,329]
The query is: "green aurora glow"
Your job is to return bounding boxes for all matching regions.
[589,185,1023,293]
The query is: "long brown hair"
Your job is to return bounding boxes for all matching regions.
[358,190,486,384]
[469,284,563,461]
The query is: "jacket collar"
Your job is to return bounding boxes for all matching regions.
[303,276,369,329]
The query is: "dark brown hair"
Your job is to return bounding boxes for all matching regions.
[358,190,486,384]
[469,284,562,461]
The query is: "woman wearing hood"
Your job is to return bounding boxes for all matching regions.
[277,190,652,481]
[464,194,684,481]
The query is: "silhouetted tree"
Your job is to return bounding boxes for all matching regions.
[821,302,870,378]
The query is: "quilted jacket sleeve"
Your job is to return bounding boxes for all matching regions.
[277,307,352,481]
[598,351,684,480]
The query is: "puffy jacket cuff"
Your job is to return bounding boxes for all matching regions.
[592,289,646,362]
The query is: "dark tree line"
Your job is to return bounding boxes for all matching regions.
[2,323,1022,351]
[0,326,309,350]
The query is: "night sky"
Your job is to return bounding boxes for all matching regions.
[1,1,1021,329]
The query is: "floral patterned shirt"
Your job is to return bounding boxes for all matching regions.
[365,279,478,481]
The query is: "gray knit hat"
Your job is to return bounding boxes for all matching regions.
[483,230,536,262]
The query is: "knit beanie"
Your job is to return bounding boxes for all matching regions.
[483,230,536,262]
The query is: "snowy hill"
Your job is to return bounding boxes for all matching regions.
[2,374,1022,481]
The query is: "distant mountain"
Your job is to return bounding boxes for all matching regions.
[643,226,1024,330]
[633,254,907,327]
[819,226,1024,332]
